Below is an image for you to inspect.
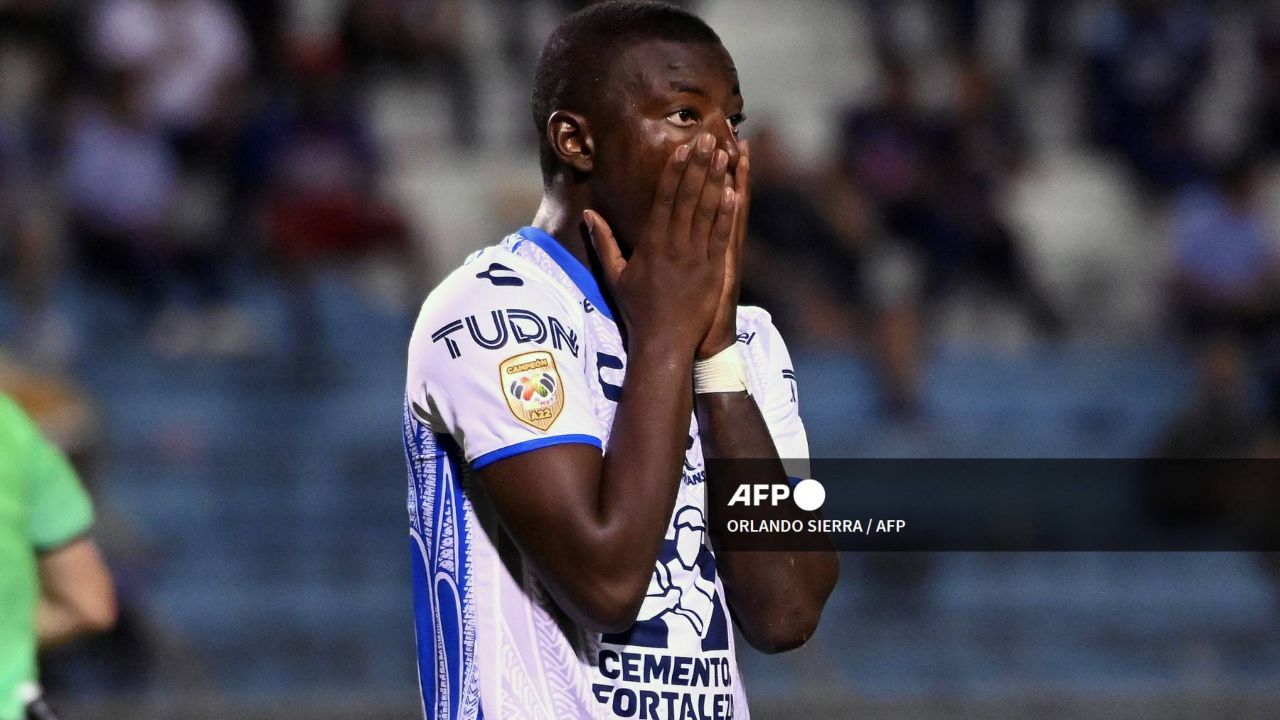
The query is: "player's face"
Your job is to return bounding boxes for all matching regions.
[590,39,744,256]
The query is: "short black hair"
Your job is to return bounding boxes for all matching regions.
[531,1,722,184]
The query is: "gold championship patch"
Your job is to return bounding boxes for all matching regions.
[499,350,564,431]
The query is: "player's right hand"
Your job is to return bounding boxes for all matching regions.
[584,131,737,353]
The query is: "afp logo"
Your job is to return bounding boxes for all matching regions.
[727,478,825,512]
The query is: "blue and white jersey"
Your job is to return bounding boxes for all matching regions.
[403,226,807,720]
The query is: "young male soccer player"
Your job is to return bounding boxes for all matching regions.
[402,3,838,718]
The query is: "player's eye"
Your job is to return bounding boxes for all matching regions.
[667,109,698,127]
[728,112,747,137]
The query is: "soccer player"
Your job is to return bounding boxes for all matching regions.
[402,3,839,718]
[0,393,116,720]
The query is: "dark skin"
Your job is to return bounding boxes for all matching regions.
[475,37,838,651]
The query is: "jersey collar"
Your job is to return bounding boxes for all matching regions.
[517,226,615,321]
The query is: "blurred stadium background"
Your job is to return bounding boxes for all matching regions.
[2,0,1279,718]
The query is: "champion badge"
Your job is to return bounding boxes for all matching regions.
[500,351,564,431]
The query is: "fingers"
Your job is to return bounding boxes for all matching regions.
[709,186,737,264]
[732,138,751,247]
[724,136,751,273]
[668,133,717,249]
[583,209,626,290]
[736,138,750,206]
[645,141,691,249]
[689,147,730,253]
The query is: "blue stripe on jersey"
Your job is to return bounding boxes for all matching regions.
[516,225,616,321]
[470,434,603,470]
[404,404,481,720]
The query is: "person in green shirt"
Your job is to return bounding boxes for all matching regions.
[0,393,115,720]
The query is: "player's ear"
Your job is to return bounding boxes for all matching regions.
[547,110,594,176]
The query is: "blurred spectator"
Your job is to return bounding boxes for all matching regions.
[931,55,1064,335]
[1079,0,1211,194]
[1154,336,1263,458]
[838,59,938,258]
[339,0,478,148]
[838,57,1062,338]
[1170,155,1280,343]
[1169,154,1280,432]
[743,127,865,343]
[948,56,1029,188]
[1250,15,1280,156]
[237,38,421,363]
[64,69,250,355]
[0,0,82,362]
[860,0,980,63]
[1024,0,1078,69]
[746,125,924,419]
[0,1,82,118]
[80,0,257,355]
[89,0,250,151]
[1149,338,1280,591]
[63,69,178,318]
[0,215,65,360]
[225,0,285,80]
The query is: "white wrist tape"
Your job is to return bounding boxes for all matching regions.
[693,345,751,395]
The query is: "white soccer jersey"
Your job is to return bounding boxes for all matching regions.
[403,226,807,720]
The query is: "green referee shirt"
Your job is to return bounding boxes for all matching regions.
[0,394,94,720]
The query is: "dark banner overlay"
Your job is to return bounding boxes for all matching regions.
[705,459,1280,551]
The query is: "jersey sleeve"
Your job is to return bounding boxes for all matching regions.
[18,405,95,551]
[409,265,604,469]
[757,321,810,462]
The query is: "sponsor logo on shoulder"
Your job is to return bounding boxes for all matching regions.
[476,263,523,286]
[432,308,579,359]
[500,350,564,431]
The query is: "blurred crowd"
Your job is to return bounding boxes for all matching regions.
[0,0,1277,437]
[735,0,1280,445]
[0,0,446,364]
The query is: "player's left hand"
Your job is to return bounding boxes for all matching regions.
[695,137,750,360]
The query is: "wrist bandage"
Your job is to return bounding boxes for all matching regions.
[693,345,751,395]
